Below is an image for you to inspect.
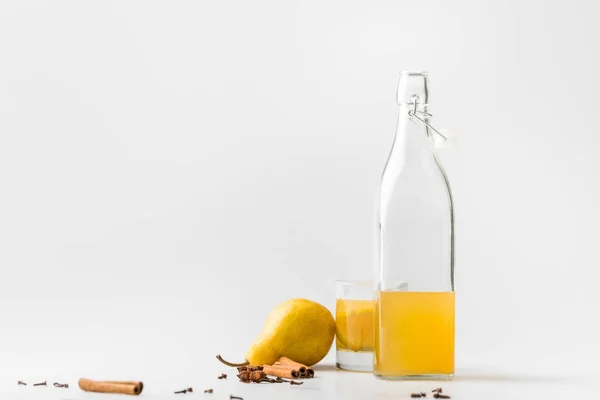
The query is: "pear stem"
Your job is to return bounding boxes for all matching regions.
[216,354,249,367]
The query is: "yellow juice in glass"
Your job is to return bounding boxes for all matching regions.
[336,299,374,352]
[374,291,454,378]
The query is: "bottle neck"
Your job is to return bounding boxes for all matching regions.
[394,70,432,159]
[392,105,434,161]
[380,106,435,199]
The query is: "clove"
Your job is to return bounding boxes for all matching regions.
[421,392,427,397]
[433,394,450,399]
[204,388,213,393]
[53,382,69,388]
[271,376,289,383]
[18,381,27,386]
[432,388,443,393]
[218,373,227,380]
[33,381,47,387]
[230,396,244,400]
[289,380,304,385]
[174,389,188,394]
[411,394,422,398]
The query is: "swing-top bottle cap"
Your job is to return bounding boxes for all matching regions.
[397,70,429,107]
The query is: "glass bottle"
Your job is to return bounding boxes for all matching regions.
[373,71,455,380]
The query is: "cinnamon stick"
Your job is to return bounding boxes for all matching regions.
[277,357,314,378]
[105,380,144,392]
[276,357,307,374]
[261,364,300,379]
[78,379,143,395]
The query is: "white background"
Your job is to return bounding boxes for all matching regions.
[0,0,598,398]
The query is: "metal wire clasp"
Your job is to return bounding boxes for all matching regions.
[408,95,447,141]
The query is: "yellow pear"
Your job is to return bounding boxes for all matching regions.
[217,298,335,368]
[245,298,335,366]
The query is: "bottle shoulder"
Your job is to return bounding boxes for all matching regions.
[378,152,453,212]
[380,151,450,188]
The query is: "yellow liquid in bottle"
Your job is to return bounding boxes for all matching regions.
[335,299,374,352]
[374,291,454,377]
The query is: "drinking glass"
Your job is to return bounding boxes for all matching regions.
[335,281,374,372]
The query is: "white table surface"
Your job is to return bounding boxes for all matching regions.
[2,361,594,400]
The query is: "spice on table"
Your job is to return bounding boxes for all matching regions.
[175,389,188,394]
[204,388,213,393]
[276,357,307,374]
[18,381,27,386]
[237,370,267,383]
[78,378,144,395]
[421,392,427,397]
[216,354,315,378]
[237,366,263,372]
[411,394,422,398]
[33,381,47,386]
[276,357,315,378]
[262,364,300,379]
[219,355,311,385]
[230,395,244,400]
[432,388,443,393]
[53,382,69,388]
[433,394,451,399]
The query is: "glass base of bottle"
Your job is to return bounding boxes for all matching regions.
[374,372,454,381]
[335,349,373,372]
